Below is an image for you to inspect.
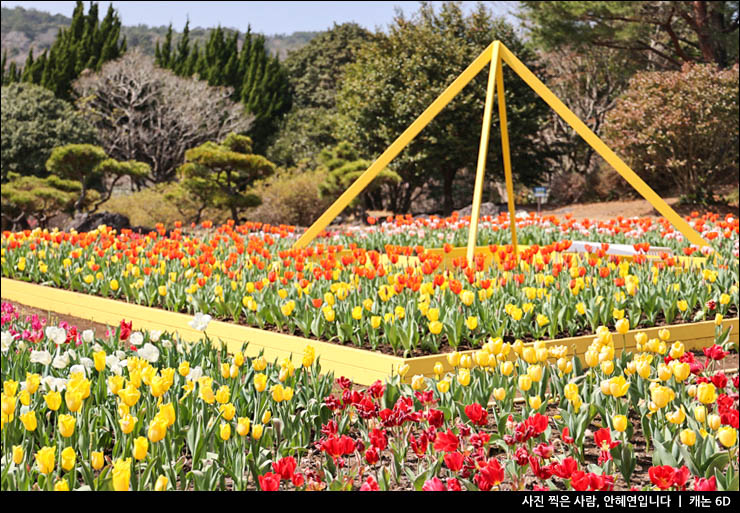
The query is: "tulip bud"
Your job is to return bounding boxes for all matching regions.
[155,475,168,491]
[527,365,543,382]
[493,388,506,401]
[262,410,271,424]
[500,361,514,376]
[529,396,542,409]
[12,445,23,465]
[600,360,614,375]
[54,480,70,491]
[252,423,264,440]
[220,422,231,441]
[694,405,707,423]
[707,414,721,431]
[518,375,532,392]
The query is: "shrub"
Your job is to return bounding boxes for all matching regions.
[603,63,739,203]
[1,82,97,181]
[99,183,225,229]
[247,166,333,227]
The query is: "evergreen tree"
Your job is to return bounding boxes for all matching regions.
[155,23,291,154]
[8,1,125,101]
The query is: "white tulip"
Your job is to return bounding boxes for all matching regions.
[189,313,212,331]
[30,350,53,366]
[138,343,160,364]
[129,332,144,347]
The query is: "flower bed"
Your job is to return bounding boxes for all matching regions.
[2,215,737,357]
[2,277,737,386]
[1,302,737,491]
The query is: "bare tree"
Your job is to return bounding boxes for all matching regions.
[73,50,253,185]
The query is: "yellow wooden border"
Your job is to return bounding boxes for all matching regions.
[1,278,402,386]
[3,278,732,385]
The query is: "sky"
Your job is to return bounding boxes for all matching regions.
[0,1,520,34]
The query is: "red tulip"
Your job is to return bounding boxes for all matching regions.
[258,472,281,491]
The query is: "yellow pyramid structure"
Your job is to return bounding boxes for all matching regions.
[292,41,709,260]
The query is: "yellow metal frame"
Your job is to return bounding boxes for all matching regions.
[292,41,709,258]
[3,278,734,385]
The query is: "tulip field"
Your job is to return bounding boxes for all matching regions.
[0,210,739,491]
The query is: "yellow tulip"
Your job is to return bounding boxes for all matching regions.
[433,362,444,376]
[43,390,61,411]
[493,388,506,401]
[436,379,450,394]
[215,385,230,404]
[457,368,471,387]
[93,350,106,372]
[220,402,236,421]
[398,363,410,378]
[159,402,176,427]
[147,416,168,443]
[58,414,75,438]
[155,475,168,491]
[252,356,267,372]
[500,361,514,376]
[252,423,264,440]
[608,376,630,397]
[20,410,37,431]
[717,426,737,448]
[584,350,599,368]
[615,318,629,334]
[54,480,70,492]
[60,447,75,472]
[118,413,138,435]
[262,410,271,424]
[600,360,614,375]
[529,396,542,409]
[428,320,443,335]
[518,375,532,392]
[237,417,251,437]
[447,352,460,367]
[680,429,696,447]
[178,361,190,377]
[666,408,686,425]
[658,329,670,341]
[475,350,490,367]
[672,362,690,382]
[254,373,267,393]
[527,364,543,382]
[220,422,231,441]
[411,375,426,391]
[12,445,23,465]
[112,458,131,491]
[26,373,41,395]
[694,405,707,423]
[696,383,717,404]
[613,415,628,432]
[465,316,478,331]
[91,451,104,470]
[133,436,148,460]
[35,446,56,474]
[651,385,675,409]
[707,414,721,431]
